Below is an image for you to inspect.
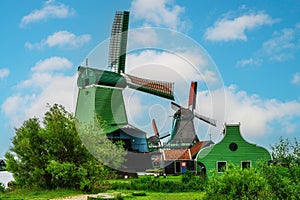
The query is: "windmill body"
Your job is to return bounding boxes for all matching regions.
[169,108,199,148]
[75,11,175,171]
[161,81,216,149]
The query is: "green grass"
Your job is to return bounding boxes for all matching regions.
[0,189,204,200]
[122,191,204,200]
[0,176,203,199]
[0,188,82,200]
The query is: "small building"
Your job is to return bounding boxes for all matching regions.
[196,123,272,177]
[156,141,213,175]
[0,160,14,188]
[0,171,14,188]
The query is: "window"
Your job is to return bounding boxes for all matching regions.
[229,142,238,151]
[175,161,181,173]
[241,161,251,169]
[217,161,227,173]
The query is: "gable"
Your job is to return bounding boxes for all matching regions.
[196,123,272,176]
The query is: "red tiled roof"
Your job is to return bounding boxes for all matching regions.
[163,149,191,160]
[190,141,208,157]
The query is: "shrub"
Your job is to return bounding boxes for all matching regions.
[111,173,206,193]
[0,182,5,193]
[182,170,206,191]
[260,164,300,199]
[203,164,271,200]
[258,137,300,199]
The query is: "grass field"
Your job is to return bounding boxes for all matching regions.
[0,175,205,199]
[0,189,204,199]
[116,190,204,200]
[0,188,82,200]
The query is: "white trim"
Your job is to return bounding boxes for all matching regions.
[188,149,192,159]
[241,160,252,169]
[225,122,240,126]
[216,161,227,173]
[79,84,124,90]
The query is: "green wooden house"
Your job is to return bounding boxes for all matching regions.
[196,123,272,176]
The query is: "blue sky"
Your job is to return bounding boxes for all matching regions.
[1,0,300,158]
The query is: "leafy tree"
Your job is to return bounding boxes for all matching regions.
[259,137,300,199]
[271,137,300,167]
[75,114,126,171]
[4,104,120,190]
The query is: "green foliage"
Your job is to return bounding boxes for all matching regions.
[4,104,114,190]
[203,164,271,200]
[46,160,80,189]
[78,160,114,192]
[271,137,300,167]
[111,173,205,193]
[0,188,82,199]
[0,183,5,193]
[260,164,300,199]
[76,114,126,171]
[259,137,300,199]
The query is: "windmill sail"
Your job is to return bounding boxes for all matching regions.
[108,11,129,74]
[188,81,197,111]
[106,11,175,100]
[125,74,174,100]
[152,119,159,136]
[194,112,216,127]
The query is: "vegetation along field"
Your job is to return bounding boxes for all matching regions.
[0,105,299,199]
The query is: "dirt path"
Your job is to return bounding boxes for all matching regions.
[51,193,115,200]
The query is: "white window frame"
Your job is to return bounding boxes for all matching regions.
[216,161,227,173]
[241,160,252,169]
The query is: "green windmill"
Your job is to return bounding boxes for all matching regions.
[75,11,175,155]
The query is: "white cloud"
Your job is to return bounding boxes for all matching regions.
[126,49,216,85]
[205,12,278,42]
[130,0,186,30]
[197,85,300,141]
[20,0,75,28]
[292,72,300,85]
[236,58,262,67]
[1,57,77,128]
[31,56,72,72]
[128,28,159,46]
[25,31,91,49]
[237,25,300,67]
[0,68,10,79]
[262,28,297,61]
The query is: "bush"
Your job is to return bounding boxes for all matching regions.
[258,137,300,199]
[260,164,300,199]
[203,164,271,200]
[0,183,5,193]
[111,173,206,193]
[182,170,206,191]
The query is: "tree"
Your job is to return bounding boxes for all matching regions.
[75,114,126,171]
[270,137,300,167]
[259,137,300,199]
[4,104,119,190]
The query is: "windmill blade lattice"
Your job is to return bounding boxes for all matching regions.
[194,112,216,127]
[108,11,129,74]
[125,74,174,100]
